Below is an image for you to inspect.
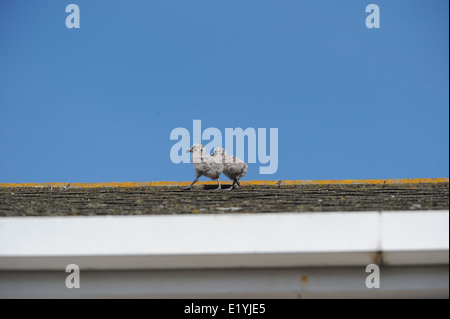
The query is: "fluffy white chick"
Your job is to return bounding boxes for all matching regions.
[212,148,248,190]
[185,144,224,190]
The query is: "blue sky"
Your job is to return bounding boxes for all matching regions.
[0,0,448,182]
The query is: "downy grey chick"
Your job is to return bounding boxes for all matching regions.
[212,148,248,190]
[185,144,224,190]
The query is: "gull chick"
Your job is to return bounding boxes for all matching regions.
[185,144,224,190]
[212,148,248,190]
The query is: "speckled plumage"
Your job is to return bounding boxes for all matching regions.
[212,148,248,189]
[185,144,224,190]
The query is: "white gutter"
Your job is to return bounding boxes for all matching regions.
[0,211,448,270]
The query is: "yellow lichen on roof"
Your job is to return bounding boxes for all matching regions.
[0,178,448,188]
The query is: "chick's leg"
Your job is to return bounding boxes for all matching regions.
[184,176,200,190]
[214,177,222,191]
[224,179,236,191]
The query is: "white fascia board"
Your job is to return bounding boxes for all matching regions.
[0,212,380,256]
[381,211,449,265]
[0,211,448,270]
[381,211,449,251]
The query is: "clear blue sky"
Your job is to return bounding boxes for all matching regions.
[0,0,448,182]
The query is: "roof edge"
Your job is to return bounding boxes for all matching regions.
[0,178,448,188]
